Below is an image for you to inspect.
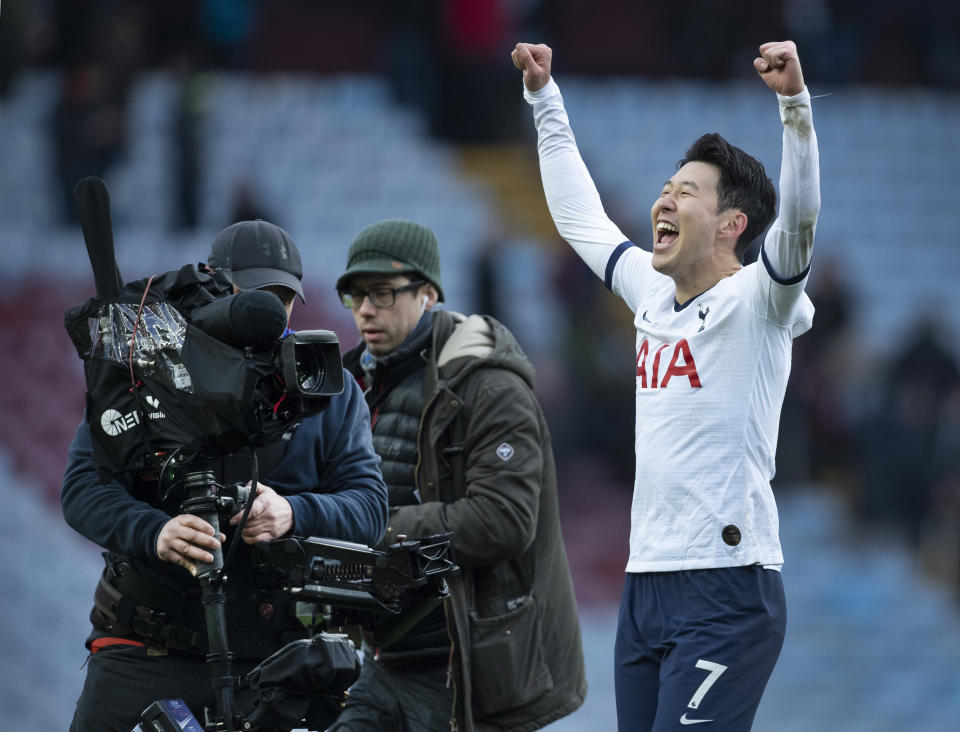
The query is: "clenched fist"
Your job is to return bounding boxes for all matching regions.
[754,41,805,97]
[511,43,553,92]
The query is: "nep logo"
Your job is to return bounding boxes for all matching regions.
[100,396,166,436]
[100,408,141,436]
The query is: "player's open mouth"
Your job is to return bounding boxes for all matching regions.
[655,221,679,248]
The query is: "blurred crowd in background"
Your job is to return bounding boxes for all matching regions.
[2,0,960,606]
[4,0,959,218]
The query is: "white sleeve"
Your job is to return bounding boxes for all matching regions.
[761,87,820,283]
[744,87,820,332]
[525,79,637,285]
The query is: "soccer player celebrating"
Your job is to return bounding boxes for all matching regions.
[512,41,819,731]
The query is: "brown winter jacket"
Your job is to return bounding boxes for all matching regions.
[380,310,587,732]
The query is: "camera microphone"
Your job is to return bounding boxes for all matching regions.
[191,290,288,350]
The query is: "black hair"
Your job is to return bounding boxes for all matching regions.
[677,133,777,262]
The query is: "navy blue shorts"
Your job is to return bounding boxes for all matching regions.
[614,566,786,732]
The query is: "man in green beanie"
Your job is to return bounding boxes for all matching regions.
[329,219,586,732]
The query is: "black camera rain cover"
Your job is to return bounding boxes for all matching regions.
[244,633,360,730]
[65,264,282,482]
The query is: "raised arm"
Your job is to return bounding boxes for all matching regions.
[512,43,632,280]
[755,41,820,280]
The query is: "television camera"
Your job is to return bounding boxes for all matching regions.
[64,178,458,731]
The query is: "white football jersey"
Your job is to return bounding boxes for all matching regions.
[526,79,820,572]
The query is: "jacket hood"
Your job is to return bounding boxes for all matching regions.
[431,310,536,390]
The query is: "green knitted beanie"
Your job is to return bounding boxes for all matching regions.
[336,219,444,301]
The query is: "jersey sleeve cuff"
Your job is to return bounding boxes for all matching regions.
[777,86,810,108]
[761,244,810,285]
[524,77,560,105]
[604,241,635,291]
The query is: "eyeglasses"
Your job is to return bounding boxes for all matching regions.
[339,280,426,310]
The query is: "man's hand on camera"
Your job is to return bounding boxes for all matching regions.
[230,482,293,543]
[156,514,225,577]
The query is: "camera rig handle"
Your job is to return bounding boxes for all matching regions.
[180,470,238,729]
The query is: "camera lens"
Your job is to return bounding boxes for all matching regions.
[276,330,344,398]
[295,348,325,392]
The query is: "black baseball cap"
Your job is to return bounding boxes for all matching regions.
[208,220,305,303]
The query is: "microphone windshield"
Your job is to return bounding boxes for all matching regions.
[191,289,287,350]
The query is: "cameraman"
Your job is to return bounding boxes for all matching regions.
[62,220,389,732]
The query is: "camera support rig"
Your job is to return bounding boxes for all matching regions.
[138,468,458,732]
[179,470,240,729]
[256,532,458,627]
